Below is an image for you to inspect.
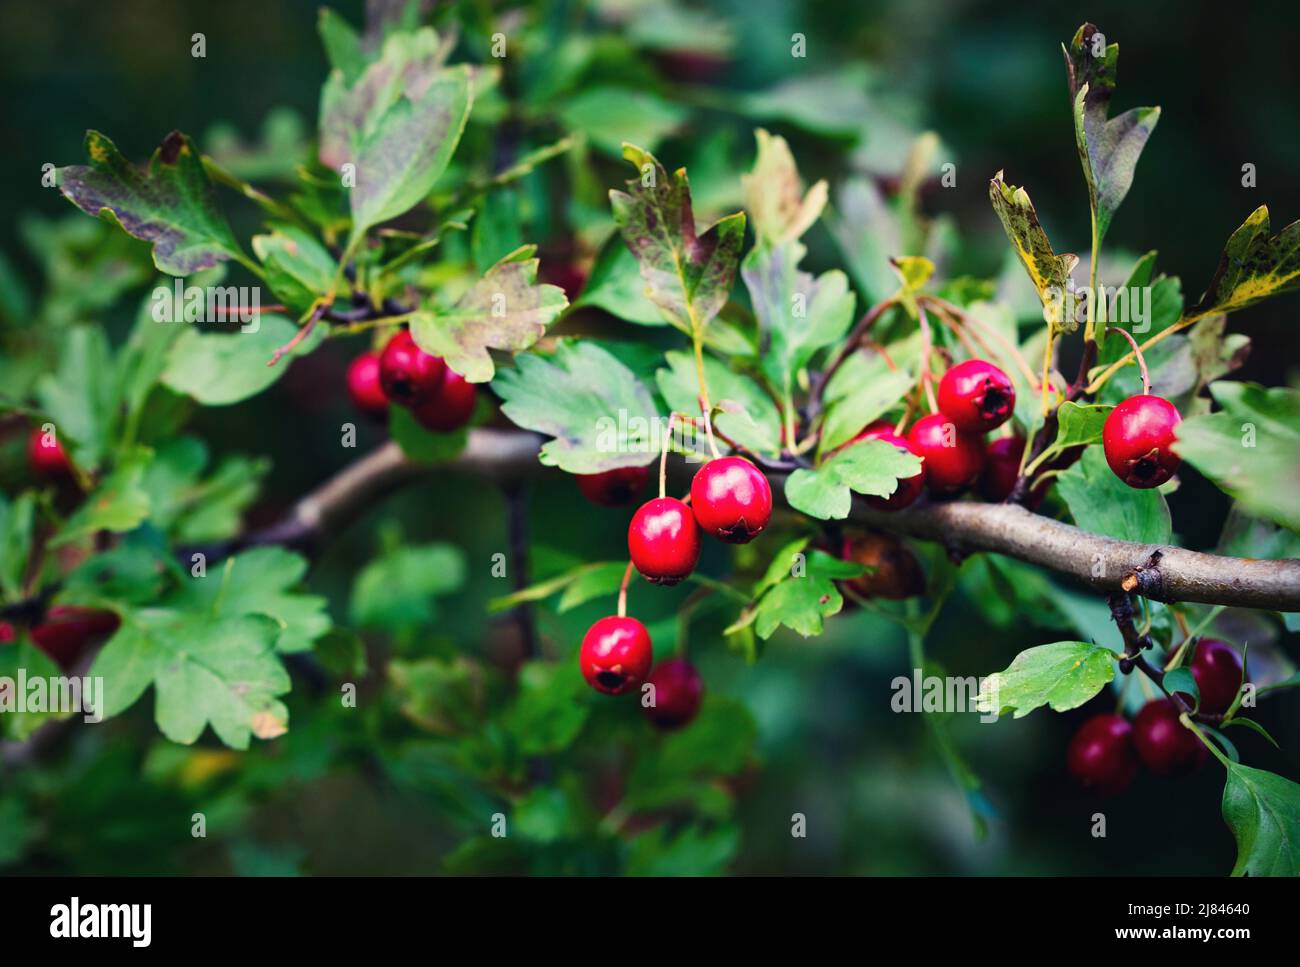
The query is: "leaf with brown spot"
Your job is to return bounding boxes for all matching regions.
[1192,206,1300,316]
[989,172,1080,333]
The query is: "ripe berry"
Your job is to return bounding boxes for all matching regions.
[1183,638,1245,715]
[642,658,704,729]
[937,359,1015,432]
[848,422,925,511]
[580,615,653,695]
[906,413,986,495]
[689,456,772,543]
[346,351,389,420]
[628,497,700,585]
[1102,394,1182,489]
[378,329,445,406]
[412,368,476,432]
[28,426,71,479]
[577,465,650,507]
[1133,699,1207,776]
[31,606,120,669]
[979,435,1023,502]
[1067,714,1138,796]
[0,621,14,644]
[839,531,925,601]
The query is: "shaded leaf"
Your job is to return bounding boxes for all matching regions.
[976,640,1116,718]
[989,172,1079,333]
[741,128,827,249]
[784,438,923,520]
[1193,206,1300,316]
[655,350,782,457]
[1058,444,1172,544]
[1221,762,1300,876]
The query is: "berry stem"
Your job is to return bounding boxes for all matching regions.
[659,412,682,498]
[1039,327,1056,417]
[617,560,635,618]
[916,303,939,414]
[1086,310,1211,395]
[920,295,1040,390]
[1104,326,1150,395]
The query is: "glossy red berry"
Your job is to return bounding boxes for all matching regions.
[1067,714,1138,796]
[937,359,1015,432]
[1102,394,1182,489]
[31,606,120,669]
[577,465,650,507]
[906,414,986,495]
[1185,638,1245,715]
[412,368,477,432]
[580,615,653,695]
[1133,699,1207,776]
[848,422,925,511]
[378,329,445,407]
[628,497,700,585]
[642,658,704,729]
[346,351,389,420]
[690,456,772,543]
[28,426,71,479]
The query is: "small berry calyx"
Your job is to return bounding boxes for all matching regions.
[1182,638,1245,715]
[848,422,925,511]
[346,351,389,421]
[1067,714,1138,796]
[412,367,477,432]
[28,426,72,479]
[642,658,704,729]
[1132,698,1207,776]
[378,329,445,406]
[628,496,700,585]
[1102,394,1182,489]
[906,413,986,495]
[689,456,772,544]
[577,465,650,507]
[580,615,653,695]
[937,359,1015,432]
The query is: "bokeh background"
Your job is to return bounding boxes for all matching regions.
[1,0,1298,874]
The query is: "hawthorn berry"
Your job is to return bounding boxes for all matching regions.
[690,456,772,543]
[1133,698,1207,776]
[412,368,477,432]
[577,465,650,507]
[1102,394,1182,489]
[979,435,1023,502]
[378,329,445,407]
[642,658,704,729]
[937,359,1015,432]
[346,351,389,421]
[28,426,71,479]
[906,413,986,495]
[1184,638,1245,715]
[1067,714,1138,796]
[848,422,925,511]
[0,621,13,644]
[628,497,700,585]
[31,606,120,669]
[839,531,925,601]
[580,615,653,695]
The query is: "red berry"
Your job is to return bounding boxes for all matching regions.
[628,497,700,585]
[1067,714,1138,796]
[839,531,925,601]
[0,621,14,644]
[28,425,71,479]
[1185,638,1245,715]
[412,368,477,432]
[1133,699,1207,776]
[31,606,120,669]
[848,422,925,511]
[642,658,704,729]
[906,414,986,495]
[1102,394,1182,489]
[979,435,1023,502]
[689,456,772,543]
[937,359,1016,432]
[577,466,650,507]
[580,615,653,695]
[346,351,389,421]
[378,329,445,406]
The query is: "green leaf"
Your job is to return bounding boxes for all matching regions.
[58,131,246,275]
[558,87,687,156]
[748,549,861,640]
[784,439,923,520]
[160,314,314,405]
[1174,382,1300,532]
[51,447,153,547]
[976,640,1116,718]
[139,436,267,542]
[1162,667,1199,709]
[388,656,483,735]
[1057,445,1172,544]
[35,325,118,469]
[410,245,568,383]
[504,660,588,755]
[609,144,746,335]
[1063,24,1160,244]
[251,226,338,314]
[350,543,467,633]
[388,406,468,463]
[574,238,664,325]
[1192,206,1300,316]
[317,7,367,85]
[820,367,914,453]
[1037,401,1112,466]
[655,351,782,457]
[741,128,828,249]
[988,172,1080,333]
[0,493,36,601]
[1221,762,1300,876]
[626,824,739,877]
[0,637,71,741]
[1222,716,1280,749]
[493,342,659,474]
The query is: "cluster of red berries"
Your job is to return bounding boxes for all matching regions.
[1068,639,1243,795]
[346,329,476,432]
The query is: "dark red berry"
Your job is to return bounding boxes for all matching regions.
[346,351,389,421]
[378,329,445,407]
[1102,394,1182,489]
[689,456,772,543]
[580,615,653,695]
[839,531,925,601]
[412,368,476,432]
[1185,638,1245,715]
[906,414,986,495]
[28,426,71,478]
[642,658,704,729]
[0,621,14,644]
[979,435,1023,502]
[31,606,120,670]
[577,466,650,507]
[937,359,1015,432]
[848,422,925,511]
[1133,699,1207,776]
[1067,714,1138,796]
[628,497,700,585]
